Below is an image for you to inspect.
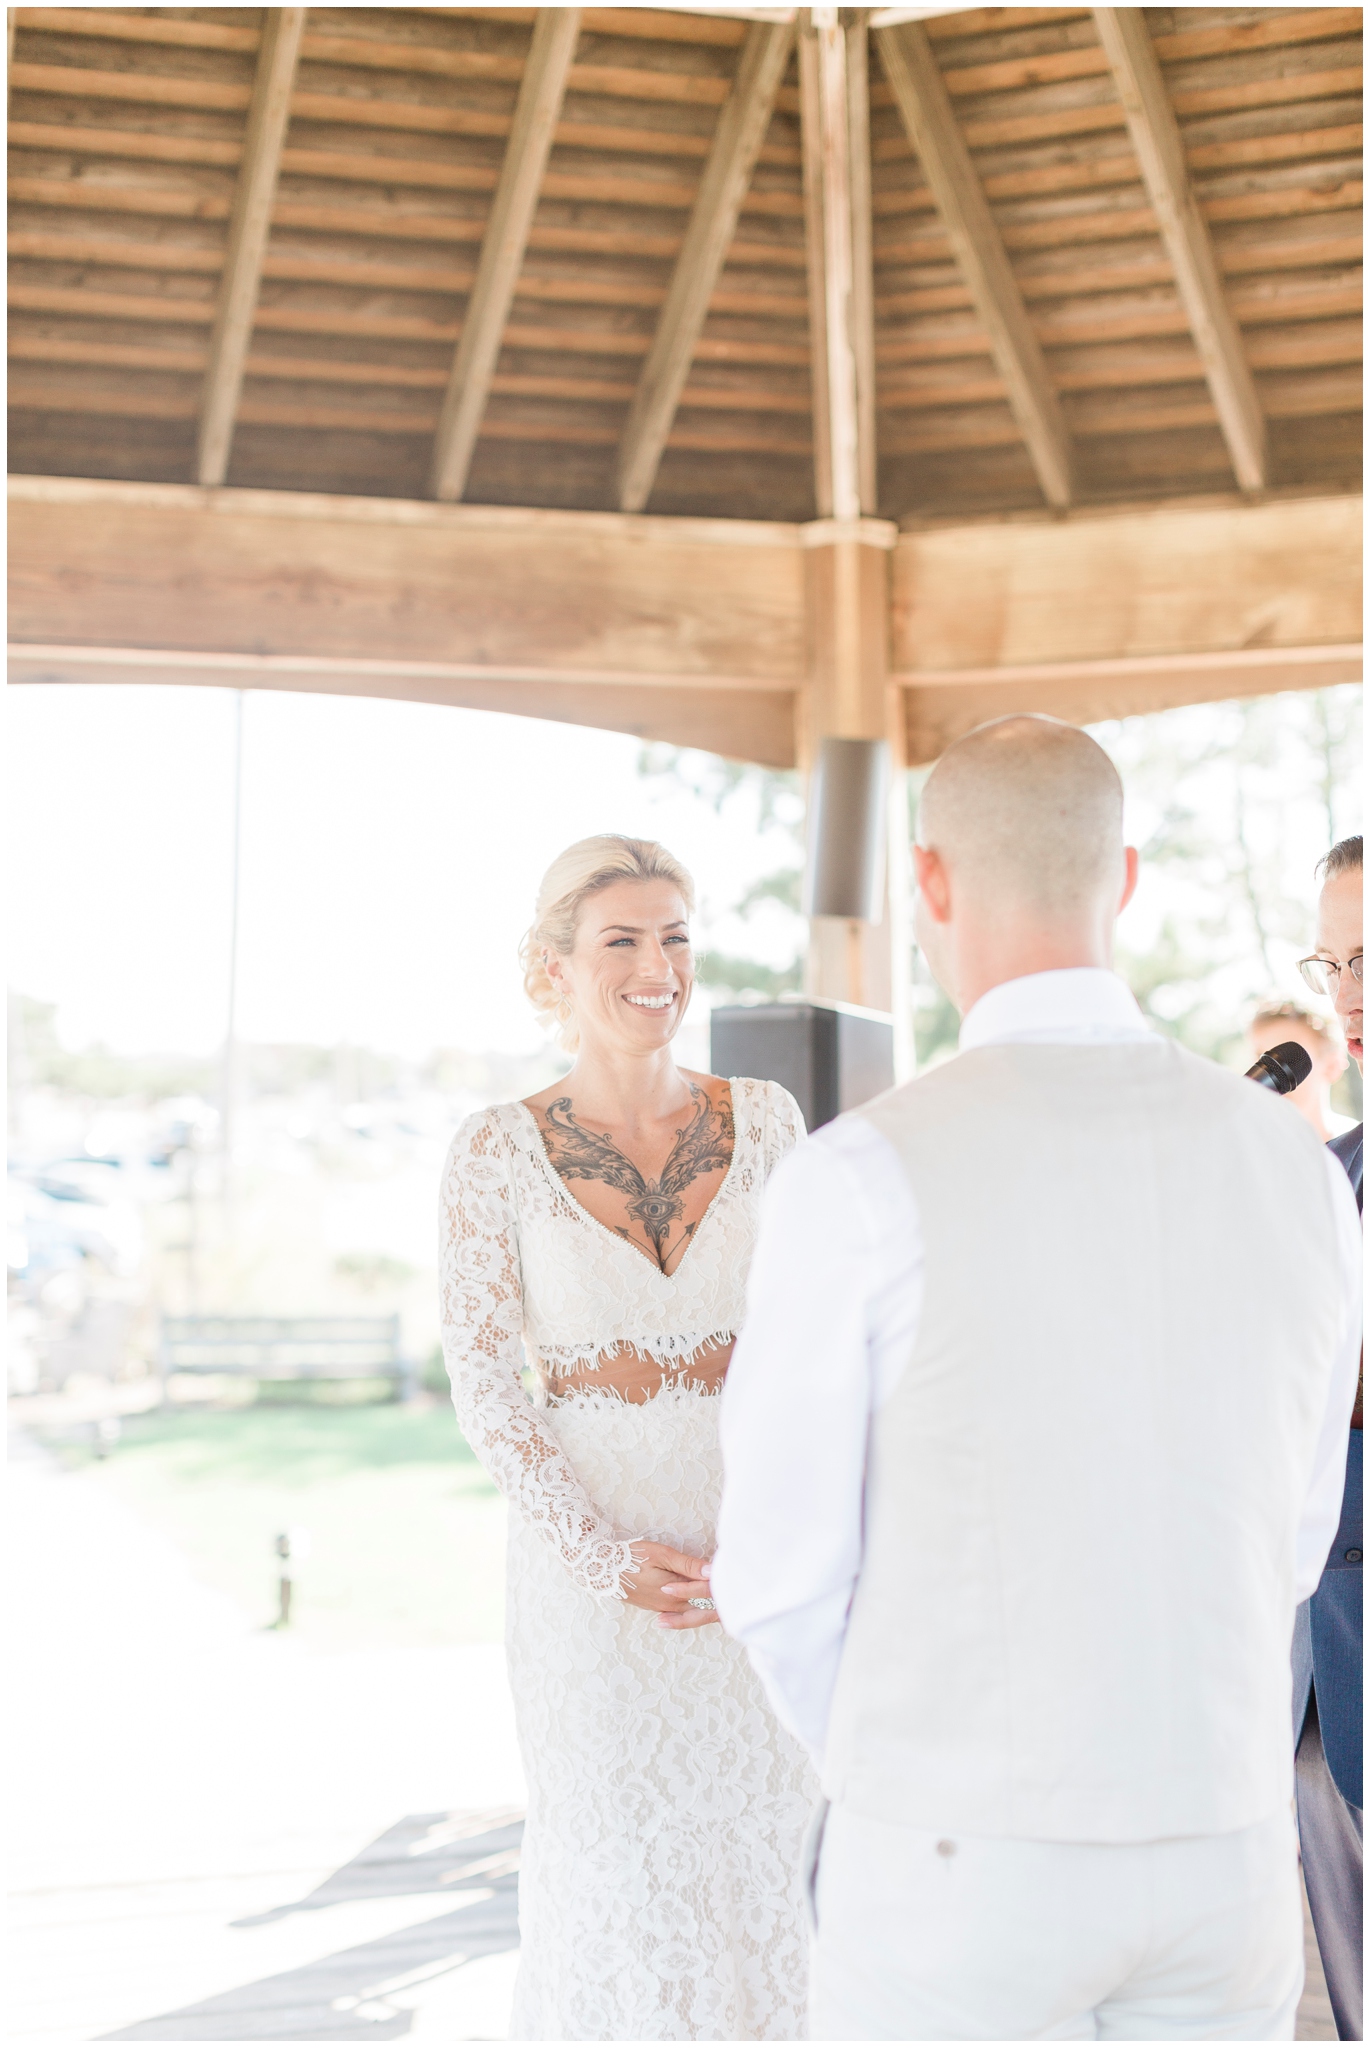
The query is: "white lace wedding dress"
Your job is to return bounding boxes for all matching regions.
[439,1077,817,2042]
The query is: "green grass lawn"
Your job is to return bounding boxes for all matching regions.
[43,1398,507,1648]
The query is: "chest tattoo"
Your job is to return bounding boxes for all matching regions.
[539,1086,735,1270]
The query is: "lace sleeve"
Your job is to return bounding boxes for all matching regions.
[759,1080,807,1177]
[438,1111,638,1601]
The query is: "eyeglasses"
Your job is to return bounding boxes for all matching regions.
[1298,952,1364,997]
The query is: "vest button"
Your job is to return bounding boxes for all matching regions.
[1346,1548,1362,1563]
[935,1839,956,1858]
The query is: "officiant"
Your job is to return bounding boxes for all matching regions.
[1292,833,1363,2043]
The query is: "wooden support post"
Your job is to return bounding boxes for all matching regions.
[616,18,794,514]
[844,19,878,520]
[430,9,580,502]
[800,516,902,1018]
[802,11,876,523]
[798,26,834,518]
[797,15,904,1029]
[875,19,1074,511]
[196,8,305,489]
[1093,8,1266,493]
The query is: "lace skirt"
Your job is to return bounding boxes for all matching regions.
[504,1382,817,2042]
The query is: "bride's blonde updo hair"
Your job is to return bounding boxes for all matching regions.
[520,834,696,1051]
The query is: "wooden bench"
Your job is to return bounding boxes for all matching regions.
[158,1315,416,1402]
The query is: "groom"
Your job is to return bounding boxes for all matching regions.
[710,716,1363,2039]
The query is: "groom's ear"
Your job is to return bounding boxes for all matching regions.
[914,845,953,925]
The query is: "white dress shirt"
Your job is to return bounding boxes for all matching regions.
[713,968,1364,1763]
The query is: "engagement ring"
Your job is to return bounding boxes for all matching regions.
[687,1597,716,1611]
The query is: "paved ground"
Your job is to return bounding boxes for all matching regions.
[9,1428,1339,2044]
[9,1431,525,2045]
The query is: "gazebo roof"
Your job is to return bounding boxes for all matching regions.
[8,4,1362,524]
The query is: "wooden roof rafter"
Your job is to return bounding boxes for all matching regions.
[430,7,581,500]
[875,14,1075,509]
[6,4,1361,521]
[197,6,304,488]
[1094,7,1267,493]
[617,14,795,512]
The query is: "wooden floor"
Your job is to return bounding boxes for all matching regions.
[100,1812,524,2043]
[1298,1869,1339,2041]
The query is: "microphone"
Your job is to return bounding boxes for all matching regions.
[1245,1040,1313,1096]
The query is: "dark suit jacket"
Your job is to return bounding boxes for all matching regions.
[1329,1122,1364,1210]
[1294,1122,1363,1808]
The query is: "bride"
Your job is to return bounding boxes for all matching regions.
[439,834,816,2041]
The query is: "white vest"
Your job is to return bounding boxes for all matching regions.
[822,1039,1346,1842]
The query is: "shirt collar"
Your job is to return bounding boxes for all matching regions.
[959,968,1151,1053]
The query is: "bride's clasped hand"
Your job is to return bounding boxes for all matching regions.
[626,1542,717,1629]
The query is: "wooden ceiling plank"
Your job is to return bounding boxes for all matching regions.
[1151,10,1362,65]
[1169,66,1362,123]
[299,34,525,85]
[7,120,244,166]
[1160,30,1363,95]
[579,11,748,49]
[940,45,1110,98]
[922,9,1091,47]
[14,9,261,54]
[1095,7,1271,493]
[1204,180,1363,228]
[9,179,236,221]
[10,63,253,111]
[875,20,1074,509]
[429,9,581,501]
[197,8,305,488]
[9,228,224,270]
[615,18,794,513]
[9,282,220,323]
[1187,122,1363,174]
[871,93,1132,163]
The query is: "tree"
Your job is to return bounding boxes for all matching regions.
[637,746,806,1002]
[641,688,1363,1104]
[1094,688,1362,1087]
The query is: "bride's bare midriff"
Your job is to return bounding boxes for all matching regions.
[545,1336,734,1405]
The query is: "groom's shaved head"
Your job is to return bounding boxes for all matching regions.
[919,715,1125,917]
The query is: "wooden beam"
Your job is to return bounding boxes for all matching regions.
[9,478,1357,768]
[7,643,797,766]
[1093,7,1267,493]
[196,8,304,488]
[429,9,580,502]
[874,19,1074,510]
[7,476,806,762]
[616,17,795,514]
[890,495,1362,676]
[901,645,1362,766]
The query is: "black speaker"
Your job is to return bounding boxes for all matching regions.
[710,999,895,1132]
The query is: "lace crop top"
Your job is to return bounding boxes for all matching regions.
[438,1076,805,1598]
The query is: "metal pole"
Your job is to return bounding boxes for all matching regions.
[221,690,245,1196]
